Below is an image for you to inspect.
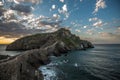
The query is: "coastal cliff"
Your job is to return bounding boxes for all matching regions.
[6,28,94,51]
[0,28,94,80]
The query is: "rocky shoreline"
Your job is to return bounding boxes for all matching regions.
[0,28,94,80]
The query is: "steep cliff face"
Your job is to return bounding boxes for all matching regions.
[6,28,94,51]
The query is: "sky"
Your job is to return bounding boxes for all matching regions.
[0,0,120,44]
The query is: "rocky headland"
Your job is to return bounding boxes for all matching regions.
[0,28,94,80]
[6,28,94,51]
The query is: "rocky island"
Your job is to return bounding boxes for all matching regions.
[0,28,94,80]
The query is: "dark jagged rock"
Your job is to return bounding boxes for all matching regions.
[6,28,94,51]
[0,55,10,60]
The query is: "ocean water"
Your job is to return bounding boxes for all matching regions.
[0,44,120,80]
[0,44,21,56]
[40,44,120,80]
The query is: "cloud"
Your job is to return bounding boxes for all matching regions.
[0,8,19,23]
[0,3,61,31]
[83,26,87,28]
[0,20,59,38]
[10,4,31,13]
[93,19,103,27]
[99,32,120,40]
[93,0,106,14]
[39,20,62,27]
[62,4,67,12]
[1,0,41,14]
[21,14,62,29]
[89,17,98,22]
[118,27,120,30]
[80,0,83,2]
[58,4,69,20]
[86,29,94,35]
[0,6,62,39]
[0,0,64,39]
[0,22,29,38]
[0,1,3,6]
[60,0,64,3]
[75,29,81,32]
[115,27,120,33]
[0,7,6,16]
[9,0,42,4]
[89,17,104,27]
[51,4,56,10]
[88,32,120,44]
[53,14,60,20]
[100,32,111,37]
[3,10,17,21]
[13,0,20,4]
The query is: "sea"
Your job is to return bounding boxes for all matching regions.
[0,44,120,80]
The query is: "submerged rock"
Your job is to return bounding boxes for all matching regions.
[0,55,10,60]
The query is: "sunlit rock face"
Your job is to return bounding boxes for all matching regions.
[6,28,94,52]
